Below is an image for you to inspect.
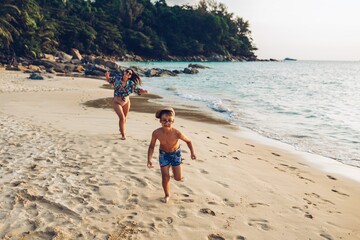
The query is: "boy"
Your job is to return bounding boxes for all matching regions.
[147,107,196,203]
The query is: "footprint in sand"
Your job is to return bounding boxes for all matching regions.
[326,175,337,180]
[297,173,315,183]
[222,136,229,139]
[292,206,316,220]
[245,143,255,147]
[200,169,209,174]
[200,208,215,216]
[219,142,228,146]
[223,198,237,207]
[274,166,286,172]
[128,176,148,188]
[331,189,349,197]
[248,219,271,231]
[127,212,138,220]
[236,236,246,240]
[165,217,173,224]
[177,207,187,218]
[320,233,334,240]
[271,152,280,157]
[216,181,229,188]
[280,163,298,170]
[257,157,269,163]
[208,233,225,240]
[248,202,269,208]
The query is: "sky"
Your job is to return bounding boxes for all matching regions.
[165,0,360,61]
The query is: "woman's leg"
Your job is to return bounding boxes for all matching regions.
[112,98,126,139]
[121,100,131,139]
[123,100,131,119]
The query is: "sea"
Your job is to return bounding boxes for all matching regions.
[121,61,360,169]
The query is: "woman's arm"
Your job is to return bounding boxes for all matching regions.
[139,89,149,95]
[133,83,149,95]
[105,72,111,82]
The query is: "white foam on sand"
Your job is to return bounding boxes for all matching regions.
[235,127,360,183]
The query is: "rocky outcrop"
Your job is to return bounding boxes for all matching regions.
[183,68,199,74]
[2,47,215,79]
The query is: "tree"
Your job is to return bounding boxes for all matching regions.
[0,2,20,48]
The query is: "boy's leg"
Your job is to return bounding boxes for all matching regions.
[160,165,171,202]
[172,165,182,181]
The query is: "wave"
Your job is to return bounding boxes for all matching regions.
[175,91,233,116]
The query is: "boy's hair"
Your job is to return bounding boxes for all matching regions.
[155,107,175,118]
[159,110,174,119]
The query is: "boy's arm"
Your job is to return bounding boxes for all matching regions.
[178,131,196,160]
[147,131,157,168]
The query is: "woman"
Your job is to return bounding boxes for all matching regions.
[105,68,149,140]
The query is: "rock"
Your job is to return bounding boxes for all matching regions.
[94,58,106,66]
[28,65,41,72]
[207,54,225,61]
[84,69,104,76]
[134,55,143,61]
[71,48,83,60]
[70,59,82,65]
[43,54,56,62]
[188,63,210,69]
[46,67,57,74]
[29,73,44,80]
[93,64,108,73]
[5,65,21,71]
[55,51,73,62]
[75,65,85,72]
[17,65,28,72]
[183,68,199,74]
[83,55,96,64]
[105,61,119,70]
[145,68,178,77]
[63,64,76,73]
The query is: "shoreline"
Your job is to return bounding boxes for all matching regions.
[1,68,360,239]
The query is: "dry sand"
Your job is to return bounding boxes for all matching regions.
[1,68,360,240]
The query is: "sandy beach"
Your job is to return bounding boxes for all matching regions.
[1,68,360,240]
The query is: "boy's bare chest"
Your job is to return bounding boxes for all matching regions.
[158,132,178,147]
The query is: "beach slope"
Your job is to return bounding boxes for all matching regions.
[1,69,360,240]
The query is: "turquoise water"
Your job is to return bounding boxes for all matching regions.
[122,61,360,168]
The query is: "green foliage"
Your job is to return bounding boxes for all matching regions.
[1,0,257,60]
[0,2,20,48]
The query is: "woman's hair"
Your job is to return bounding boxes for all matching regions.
[127,68,142,86]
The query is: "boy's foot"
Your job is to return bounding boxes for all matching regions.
[120,136,126,140]
[162,196,170,203]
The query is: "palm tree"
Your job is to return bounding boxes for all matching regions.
[235,17,251,37]
[0,2,20,48]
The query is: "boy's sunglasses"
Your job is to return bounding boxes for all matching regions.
[161,119,174,123]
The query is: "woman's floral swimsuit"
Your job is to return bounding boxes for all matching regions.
[109,72,142,101]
